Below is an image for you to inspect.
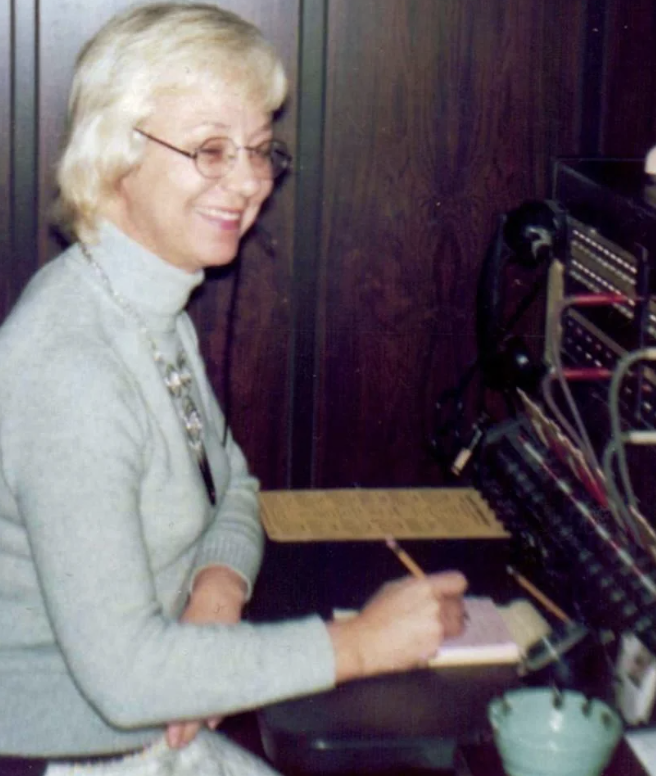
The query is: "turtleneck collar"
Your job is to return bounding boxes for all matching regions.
[83,220,205,331]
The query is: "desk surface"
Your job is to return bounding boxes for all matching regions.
[247,538,515,774]
[243,537,638,776]
[223,713,646,776]
[462,737,647,776]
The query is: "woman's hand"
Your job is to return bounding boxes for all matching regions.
[166,566,247,749]
[327,571,467,683]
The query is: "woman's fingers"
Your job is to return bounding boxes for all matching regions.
[166,720,203,749]
[440,594,466,638]
[427,570,468,598]
[329,570,469,683]
[426,571,467,638]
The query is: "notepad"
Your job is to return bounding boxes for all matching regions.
[333,597,534,668]
[429,597,521,667]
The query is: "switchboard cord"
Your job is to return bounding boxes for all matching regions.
[543,293,626,475]
[430,263,548,474]
[541,292,647,539]
[604,347,656,550]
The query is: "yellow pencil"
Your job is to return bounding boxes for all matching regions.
[507,565,570,623]
[385,536,426,579]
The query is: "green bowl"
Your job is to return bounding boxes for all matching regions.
[488,688,623,776]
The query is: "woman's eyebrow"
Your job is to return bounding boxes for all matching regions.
[189,120,274,135]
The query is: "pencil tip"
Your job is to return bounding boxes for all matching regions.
[384,536,397,550]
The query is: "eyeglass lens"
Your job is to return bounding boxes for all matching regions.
[196,138,290,180]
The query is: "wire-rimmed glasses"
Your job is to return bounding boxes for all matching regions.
[134,128,292,181]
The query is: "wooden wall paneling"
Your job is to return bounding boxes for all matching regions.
[314,0,587,488]
[37,0,300,489]
[287,0,327,488]
[578,0,609,155]
[539,0,588,171]
[319,0,480,488]
[602,0,656,156]
[498,0,588,360]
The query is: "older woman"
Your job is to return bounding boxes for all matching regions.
[0,4,466,775]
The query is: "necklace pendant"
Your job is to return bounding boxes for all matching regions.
[182,398,203,444]
[80,242,218,506]
[164,364,183,397]
[198,449,217,505]
[177,353,193,389]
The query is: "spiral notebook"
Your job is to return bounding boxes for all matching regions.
[429,597,522,667]
[333,597,544,668]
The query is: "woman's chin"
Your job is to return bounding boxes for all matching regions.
[199,246,240,270]
[191,234,240,269]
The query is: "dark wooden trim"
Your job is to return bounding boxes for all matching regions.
[579,0,608,154]
[288,0,327,488]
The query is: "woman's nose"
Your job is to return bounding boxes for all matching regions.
[221,149,261,198]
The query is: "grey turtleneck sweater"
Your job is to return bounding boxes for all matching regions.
[0,223,335,757]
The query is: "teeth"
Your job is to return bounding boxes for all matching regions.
[197,207,240,220]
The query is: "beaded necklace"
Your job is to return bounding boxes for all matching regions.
[80,242,216,505]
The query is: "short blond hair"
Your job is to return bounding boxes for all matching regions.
[54,2,287,242]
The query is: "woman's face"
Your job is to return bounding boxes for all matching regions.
[106,85,275,273]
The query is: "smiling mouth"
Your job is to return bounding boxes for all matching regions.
[196,206,241,224]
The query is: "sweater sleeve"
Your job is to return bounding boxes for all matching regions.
[2,342,335,729]
[190,430,264,600]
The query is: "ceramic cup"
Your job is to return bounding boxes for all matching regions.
[488,687,623,776]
